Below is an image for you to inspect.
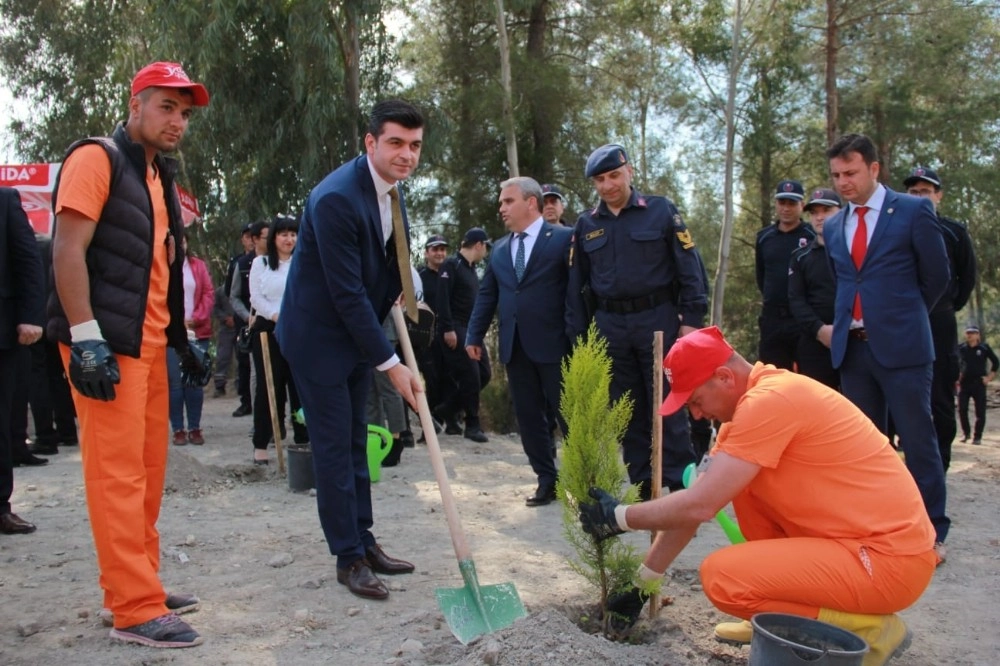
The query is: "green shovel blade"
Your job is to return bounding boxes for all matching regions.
[435,559,527,645]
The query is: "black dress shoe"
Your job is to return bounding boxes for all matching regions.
[365,544,415,575]
[30,441,59,456]
[525,484,557,507]
[336,559,389,599]
[0,512,37,534]
[464,428,488,443]
[13,453,49,467]
[232,404,252,417]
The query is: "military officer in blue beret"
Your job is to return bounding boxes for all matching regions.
[566,144,707,498]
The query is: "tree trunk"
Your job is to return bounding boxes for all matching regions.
[333,2,361,154]
[496,0,519,177]
[825,0,840,145]
[713,0,745,326]
[526,0,552,182]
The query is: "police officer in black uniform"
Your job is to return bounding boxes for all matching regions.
[229,220,269,417]
[755,180,815,369]
[903,166,977,468]
[788,188,841,389]
[417,234,451,433]
[541,184,571,227]
[566,144,707,497]
[958,326,997,446]
[436,228,491,442]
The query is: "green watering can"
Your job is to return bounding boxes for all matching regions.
[293,409,393,484]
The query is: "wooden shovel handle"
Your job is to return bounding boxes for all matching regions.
[391,305,472,561]
[260,330,286,474]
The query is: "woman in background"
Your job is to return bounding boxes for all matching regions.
[168,232,214,445]
[249,214,308,464]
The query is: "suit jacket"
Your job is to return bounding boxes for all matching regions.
[0,188,45,350]
[276,156,405,385]
[824,188,949,369]
[466,221,572,365]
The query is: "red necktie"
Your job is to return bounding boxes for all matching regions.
[851,206,869,320]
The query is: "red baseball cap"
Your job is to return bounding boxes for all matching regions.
[131,62,210,106]
[659,326,735,416]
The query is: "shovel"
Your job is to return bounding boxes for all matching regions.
[391,304,527,644]
[682,462,745,544]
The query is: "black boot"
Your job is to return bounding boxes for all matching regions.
[382,434,405,467]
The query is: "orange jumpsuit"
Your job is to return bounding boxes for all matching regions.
[700,364,937,619]
[56,145,173,628]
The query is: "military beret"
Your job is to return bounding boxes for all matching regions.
[903,166,941,189]
[585,144,629,178]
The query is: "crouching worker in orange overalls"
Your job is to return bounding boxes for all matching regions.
[579,326,938,666]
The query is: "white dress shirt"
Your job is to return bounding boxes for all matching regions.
[510,216,545,266]
[845,184,886,328]
[367,159,397,246]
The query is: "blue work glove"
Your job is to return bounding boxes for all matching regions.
[178,344,213,388]
[69,340,120,401]
[579,487,626,541]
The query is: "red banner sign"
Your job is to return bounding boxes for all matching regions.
[1,163,201,234]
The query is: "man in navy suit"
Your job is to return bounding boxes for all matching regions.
[823,133,951,559]
[466,177,572,506]
[277,100,423,600]
[0,188,45,535]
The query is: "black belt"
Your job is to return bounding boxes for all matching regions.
[597,287,674,315]
[848,328,868,341]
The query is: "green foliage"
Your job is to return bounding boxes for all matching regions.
[556,324,644,634]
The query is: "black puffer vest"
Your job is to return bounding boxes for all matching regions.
[47,122,188,357]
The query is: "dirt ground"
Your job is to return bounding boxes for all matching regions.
[2,390,999,666]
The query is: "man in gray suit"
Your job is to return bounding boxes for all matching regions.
[466,177,573,506]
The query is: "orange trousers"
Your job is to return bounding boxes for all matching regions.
[62,343,171,628]
[700,537,937,620]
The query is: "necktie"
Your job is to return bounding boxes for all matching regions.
[388,187,418,323]
[514,232,527,281]
[851,206,869,320]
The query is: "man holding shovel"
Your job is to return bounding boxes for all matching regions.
[579,327,938,666]
[277,100,423,600]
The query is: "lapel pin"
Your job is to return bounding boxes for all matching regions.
[545,230,552,237]
[887,208,894,214]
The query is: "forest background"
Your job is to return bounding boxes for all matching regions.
[2,0,998,362]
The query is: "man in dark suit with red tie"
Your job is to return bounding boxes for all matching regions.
[277,100,423,600]
[823,133,951,562]
[466,177,573,506]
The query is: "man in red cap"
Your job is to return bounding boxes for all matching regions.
[578,326,937,666]
[49,61,210,648]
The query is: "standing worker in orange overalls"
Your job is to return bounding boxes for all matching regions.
[579,327,938,666]
[49,62,212,649]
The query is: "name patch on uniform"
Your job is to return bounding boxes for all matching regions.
[675,229,695,249]
[585,228,605,241]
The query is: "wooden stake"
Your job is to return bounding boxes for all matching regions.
[259,330,286,474]
[649,330,664,619]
